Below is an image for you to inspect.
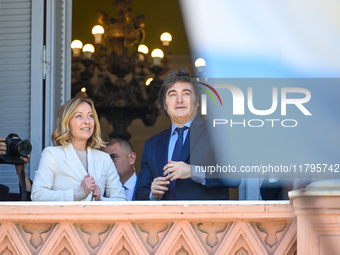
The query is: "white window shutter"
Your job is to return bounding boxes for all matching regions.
[0,0,33,192]
[44,0,72,147]
[0,0,72,192]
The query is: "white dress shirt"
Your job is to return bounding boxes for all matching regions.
[123,172,137,201]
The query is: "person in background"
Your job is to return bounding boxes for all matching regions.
[0,137,32,201]
[103,138,138,201]
[260,178,309,200]
[136,69,240,200]
[31,97,127,201]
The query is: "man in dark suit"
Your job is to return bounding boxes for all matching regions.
[103,138,138,201]
[135,69,240,200]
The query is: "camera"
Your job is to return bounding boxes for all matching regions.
[0,133,32,165]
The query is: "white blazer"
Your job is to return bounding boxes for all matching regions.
[31,143,127,201]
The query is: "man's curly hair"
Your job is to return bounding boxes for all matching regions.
[158,68,199,116]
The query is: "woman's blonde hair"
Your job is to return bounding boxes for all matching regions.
[52,97,105,149]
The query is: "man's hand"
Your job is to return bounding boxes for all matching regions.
[151,176,169,199]
[163,160,192,181]
[81,174,96,196]
[0,137,6,155]
[14,153,32,192]
[15,154,31,175]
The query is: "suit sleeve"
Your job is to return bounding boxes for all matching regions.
[31,148,74,201]
[204,147,241,188]
[101,154,127,201]
[135,139,156,200]
[205,177,241,188]
[190,124,241,189]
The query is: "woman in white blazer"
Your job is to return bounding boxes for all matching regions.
[31,97,127,201]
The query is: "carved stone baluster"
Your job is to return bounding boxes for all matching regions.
[138,223,169,248]
[0,246,13,255]
[117,246,130,255]
[58,247,71,255]
[22,223,52,249]
[79,224,110,249]
[176,246,189,255]
[197,222,228,248]
[256,221,287,248]
[235,247,249,255]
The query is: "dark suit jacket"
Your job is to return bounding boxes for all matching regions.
[0,183,32,201]
[135,116,240,200]
[260,178,290,200]
[131,174,139,201]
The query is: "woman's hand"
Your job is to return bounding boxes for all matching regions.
[81,174,96,196]
[92,185,101,201]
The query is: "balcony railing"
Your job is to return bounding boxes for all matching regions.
[0,201,296,255]
[1,188,339,255]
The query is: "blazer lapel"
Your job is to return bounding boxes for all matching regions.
[181,117,204,162]
[63,144,87,181]
[190,117,204,153]
[156,129,170,176]
[87,148,103,183]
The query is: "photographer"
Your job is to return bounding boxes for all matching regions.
[0,137,32,201]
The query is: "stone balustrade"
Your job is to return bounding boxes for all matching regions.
[0,201,296,255]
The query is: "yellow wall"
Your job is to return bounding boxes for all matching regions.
[72,0,193,183]
[72,0,190,55]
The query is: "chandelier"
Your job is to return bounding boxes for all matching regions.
[71,1,172,140]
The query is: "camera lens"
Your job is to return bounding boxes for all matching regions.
[16,140,32,156]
